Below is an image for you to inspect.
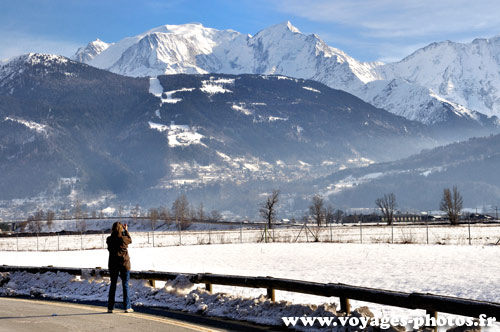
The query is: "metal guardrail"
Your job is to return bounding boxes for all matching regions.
[1,265,499,321]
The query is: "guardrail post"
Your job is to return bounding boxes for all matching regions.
[340,297,350,314]
[426,310,438,332]
[148,270,156,287]
[205,283,212,294]
[267,288,275,302]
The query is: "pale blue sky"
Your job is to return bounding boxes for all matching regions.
[2,0,500,63]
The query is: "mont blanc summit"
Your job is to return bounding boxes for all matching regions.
[73,22,500,128]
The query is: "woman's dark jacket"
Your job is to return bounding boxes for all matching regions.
[106,230,132,271]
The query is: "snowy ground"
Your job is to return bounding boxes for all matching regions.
[1,243,499,331]
[1,223,499,251]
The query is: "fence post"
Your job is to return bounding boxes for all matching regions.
[340,297,350,314]
[16,234,18,252]
[468,218,471,245]
[330,221,333,242]
[240,221,242,244]
[101,230,104,249]
[360,220,362,244]
[57,234,60,251]
[426,220,429,244]
[391,222,394,244]
[80,232,83,250]
[36,233,39,252]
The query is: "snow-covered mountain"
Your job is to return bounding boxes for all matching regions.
[72,22,500,128]
[0,53,438,217]
[380,38,500,118]
[72,22,382,97]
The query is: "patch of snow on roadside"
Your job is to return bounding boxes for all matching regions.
[0,271,349,329]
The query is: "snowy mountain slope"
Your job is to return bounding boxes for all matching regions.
[356,78,499,127]
[310,133,500,210]
[72,39,110,63]
[0,53,438,217]
[72,22,500,128]
[73,22,383,94]
[380,38,500,118]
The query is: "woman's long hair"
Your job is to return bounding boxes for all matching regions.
[111,222,123,236]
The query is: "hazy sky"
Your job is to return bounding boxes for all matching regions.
[2,0,500,62]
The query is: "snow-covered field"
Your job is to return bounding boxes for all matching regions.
[1,243,499,331]
[1,223,499,251]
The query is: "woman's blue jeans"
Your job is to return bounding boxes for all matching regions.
[108,268,131,310]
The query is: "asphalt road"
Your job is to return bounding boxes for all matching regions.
[0,297,223,332]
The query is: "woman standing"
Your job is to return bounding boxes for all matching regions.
[106,222,133,313]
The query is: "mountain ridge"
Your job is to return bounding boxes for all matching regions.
[0,53,437,217]
[71,22,500,130]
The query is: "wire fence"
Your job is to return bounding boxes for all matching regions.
[1,222,499,251]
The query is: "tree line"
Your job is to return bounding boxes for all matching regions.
[16,195,223,233]
[14,185,467,233]
[260,185,465,228]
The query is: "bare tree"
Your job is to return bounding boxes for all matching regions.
[74,200,82,220]
[309,194,325,226]
[334,209,344,224]
[46,210,55,231]
[74,200,86,232]
[259,190,280,229]
[28,212,43,233]
[118,205,124,221]
[210,210,222,222]
[159,206,171,227]
[375,193,397,225]
[172,195,191,230]
[197,203,205,222]
[34,209,45,222]
[440,186,463,225]
[131,204,140,220]
[325,205,335,224]
[149,208,159,231]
